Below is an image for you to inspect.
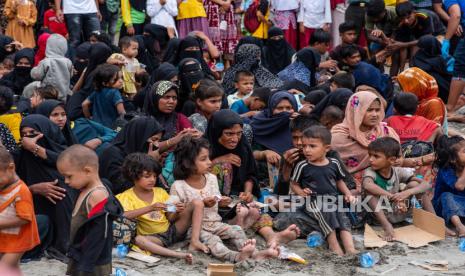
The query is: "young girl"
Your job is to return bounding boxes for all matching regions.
[433,135,465,237]
[82,63,126,128]
[176,0,209,38]
[4,0,37,48]
[188,78,223,133]
[170,137,279,262]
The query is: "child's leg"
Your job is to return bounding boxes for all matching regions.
[389,51,400,76]
[0,253,23,267]
[368,195,395,241]
[450,215,465,237]
[200,227,254,263]
[173,199,209,253]
[326,231,344,256]
[398,48,408,73]
[134,235,193,264]
[253,214,300,246]
[228,204,249,228]
[340,230,358,255]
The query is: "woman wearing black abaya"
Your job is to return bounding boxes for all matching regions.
[14,114,78,258]
[0,34,14,63]
[0,48,34,95]
[135,24,171,74]
[66,42,112,121]
[178,58,205,115]
[99,116,165,194]
[162,38,180,62]
[262,27,295,75]
[36,100,78,146]
[309,88,353,120]
[170,36,214,77]
[411,35,452,102]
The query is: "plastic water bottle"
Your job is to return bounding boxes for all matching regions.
[115,267,127,276]
[166,203,177,213]
[259,188,271,203]
[359,252,380,268]
[411,195,422,209]
[416,174,424,179]
[116,244,128,259]
[459,237,465,252]
[306,231,323,248]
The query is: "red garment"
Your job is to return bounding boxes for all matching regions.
[330,0,345,10]
[176,112,193,132]
[283,22,297,50]
[299,27,315,50]
[34,32,51,66]
[386,115,439,144]
[44,9,68,38]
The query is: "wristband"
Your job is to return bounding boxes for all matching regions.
[33,145,40,157]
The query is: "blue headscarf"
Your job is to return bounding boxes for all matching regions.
[251,91,298,154]
[353,62,390,99]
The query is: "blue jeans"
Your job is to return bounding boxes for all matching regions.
[65,13,101,49]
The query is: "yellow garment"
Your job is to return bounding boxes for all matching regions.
[252,8,270,39]
[4,0,37,48]
[384,0,396,6]
[121,0,132,27]
[177,0,207,20]
[116,187,170,235]
[0,113,22,143]
[110,53,139,94]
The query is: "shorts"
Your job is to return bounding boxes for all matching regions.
[151,224,185,247]
[453,38,465,78]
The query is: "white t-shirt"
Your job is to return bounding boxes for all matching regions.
[63,0,97,14]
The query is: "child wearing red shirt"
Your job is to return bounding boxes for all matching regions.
[43,0,68,38]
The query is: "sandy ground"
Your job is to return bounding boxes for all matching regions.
[20,226,465,276]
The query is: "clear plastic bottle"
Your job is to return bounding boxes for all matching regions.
[359,252,380,268]
[115,244,128,259]
[306,231,323,248]
[115,267,127,276]
[459,237,465,252]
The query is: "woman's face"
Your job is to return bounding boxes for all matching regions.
[272,99,294,115]
[157,89,178,114]
[361,99,382,129]
[49,105,67,130]
[218,124,243,150]
[21,126,40,138]
[16,57,31,67]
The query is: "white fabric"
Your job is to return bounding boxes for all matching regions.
[147,0,178,34]
[297,0,331,28]
[63,0,97,14]
[271,0,299,11]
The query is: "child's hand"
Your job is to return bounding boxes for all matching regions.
[175,202,186,213]
[151,202,166,211]
[299,23,305,34]
[283,148,301,166]
[219,196,232,207]
[239,192,253,203]
[344,194,358,204]
[203,197,217,208]
[264,150,281,166]
[395,201,408,213]
[303,188,312,196]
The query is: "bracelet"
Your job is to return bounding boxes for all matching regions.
[166,139,171,148]
[420,156,425,166]
[33,145,40,157]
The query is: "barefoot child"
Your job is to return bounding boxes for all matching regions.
[171,137,279,262]
[116,153,208,263]
[363,137,429,241]
[57,145,121,275]
[0,147,40,275]
[291,125,358,256]
[432,135,465,238]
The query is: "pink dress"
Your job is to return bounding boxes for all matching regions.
[204,0,238,58]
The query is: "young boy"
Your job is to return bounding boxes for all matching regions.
[298,0,331,49]
[31,34,73,101]
[57,145,120,275]
[116,153,208,263]
[114,36,141,97]
[329,71,355,91]
[291,125,357,256]
[0,148,40,275]
[227,70,254,107]
[43,0,68,38]
[230,87,270,119]
[330,22,369,63]
[339,45,363,72]
[386,93,442,144]
[365,0,399,53]
[363,137,430,241]
[320,105,344,130]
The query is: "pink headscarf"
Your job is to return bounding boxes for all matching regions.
[331,91,399,174]
[34,33,51,66]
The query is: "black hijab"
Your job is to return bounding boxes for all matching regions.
[0,48,34,95]
[172,36,212,77]
[163,38,180,62]
[281,80,311,95]
[82,42,113,85]
[136,24,170,73]
[304,89,328,105]
[296,48,321,88]
[72,42,92,83]
[310,88,353,120]
[36,100,78,146]
[112,116,164,155]
[178,58,204,112]
[263,27,295,74]
[206,110,260,198]
[411,35,451,102]
[251,91,298,154]
[0,35,13,62]
[143,80,179,140]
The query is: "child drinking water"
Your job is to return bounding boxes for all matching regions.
[433,135,465,237]
[82,63,126,128]
[363,137,430,241]
[116,153,208,263]
[0,147,39,275]
[57,145,121,275]
[291,125,358,256]
[171,137,279,262]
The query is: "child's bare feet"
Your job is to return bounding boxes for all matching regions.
[345,248,360,255]
[243,207,261,229]
[175,252,193,265]
[236,239,256,262]
[382,223,396,242]
[235,204,249,228]
[267,224,301,246]
[458,225,465,237]
[189,240,210,253]
[253,243,280,260]
[446,227,457,237]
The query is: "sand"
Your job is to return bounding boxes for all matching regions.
[20,227,465,276]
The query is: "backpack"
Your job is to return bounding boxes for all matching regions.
[244,0,261,33]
